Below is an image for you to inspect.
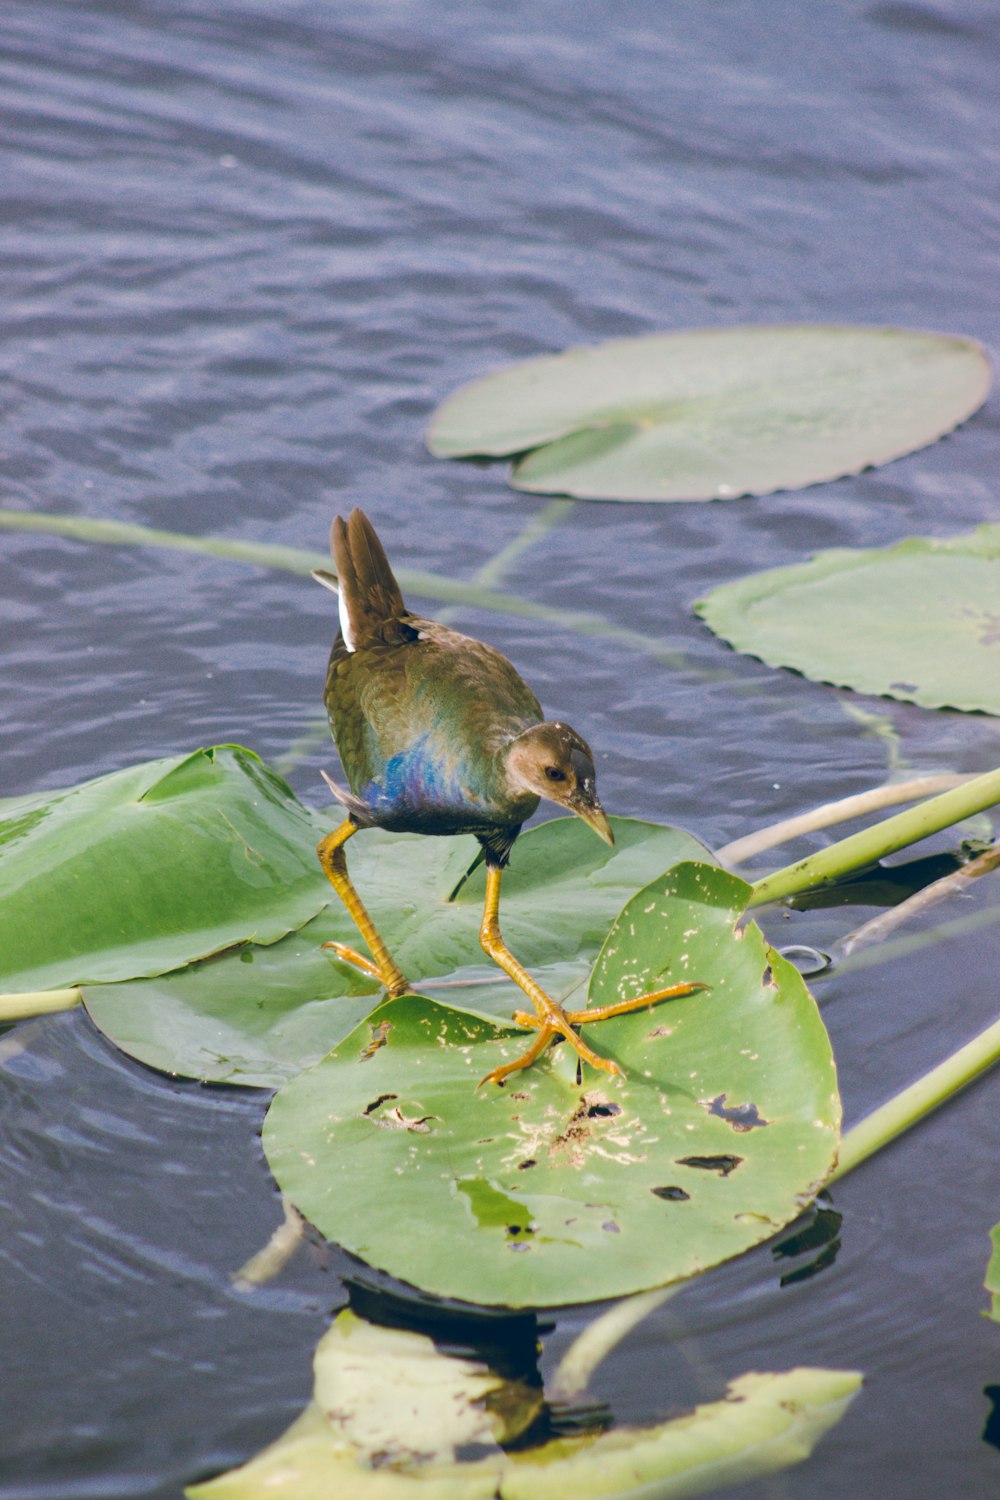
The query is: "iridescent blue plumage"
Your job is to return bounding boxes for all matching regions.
[356,732,504,828]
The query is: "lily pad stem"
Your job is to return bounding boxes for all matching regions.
[832,1012,1000,1181]
[747,767,1000,908]
[835,839,1000,958]
[0,989,82,1022]
[720,773,975,867]
[0,506,687,667]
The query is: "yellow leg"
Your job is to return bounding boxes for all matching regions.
[316,820,410,998]
[478,864,707,1087]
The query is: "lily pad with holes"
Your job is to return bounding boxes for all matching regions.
[187,1307,861,1499]
[427,325,990,502]
[263,862,840,1306]
[0,746,330,996]
[82,813,710,1087]
[986,1223,1000,1322]
[696,524,1000,714]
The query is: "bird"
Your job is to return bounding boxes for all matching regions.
[313,508,703,1086]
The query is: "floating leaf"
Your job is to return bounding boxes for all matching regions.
[986,1223,1000,1322]
[0,747,330,995]
[264,863,840,1307]
[696,524,1000,714]
[186,1308,860,1499]
[427,325,990,502]
[82,814,709,1087]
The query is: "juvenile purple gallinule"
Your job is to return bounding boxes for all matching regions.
[314,509,702,1086]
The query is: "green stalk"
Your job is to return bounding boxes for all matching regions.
[718,773,974,867]
[0,506,690,668]
[436,498,572,627]
[550,1286,679,1400]
[464,498,575,592]
[748,767,1000,908]
[831,1013,1000,1180]
[0,989,82,1021]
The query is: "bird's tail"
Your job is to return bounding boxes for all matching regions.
[329,509,407,649]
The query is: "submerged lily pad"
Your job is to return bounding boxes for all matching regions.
[83,814,710,1087]
[0,746,330,995]
[264,863,840,1307]
[696,524,1000,714]
[186,1307,861,1499]
[427,325,990,502]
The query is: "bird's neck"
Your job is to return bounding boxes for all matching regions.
[492,726,542,812]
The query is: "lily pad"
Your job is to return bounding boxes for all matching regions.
[696,524,1000,714]
[83,814,710,1087]
[427,325,990,502]
[0,747,330,995]
[186,1307,861,1499]
[263,863,840,1306]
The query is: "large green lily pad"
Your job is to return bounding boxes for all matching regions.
[263,863,840,1306]
[0,747,330,995]
[696,524,1000,714]
[186,1307,861,1499]
[427,325,989,501]
[83,814,710,1087]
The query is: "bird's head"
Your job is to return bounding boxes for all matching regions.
[505,722,614,846]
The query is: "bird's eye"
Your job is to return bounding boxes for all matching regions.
[545,766,567,782]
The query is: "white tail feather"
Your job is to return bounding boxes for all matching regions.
[338,586,356,651]
[311,568,356,652]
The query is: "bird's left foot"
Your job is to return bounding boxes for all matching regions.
[478,981,709,1088]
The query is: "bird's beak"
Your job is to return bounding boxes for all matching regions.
[570,789,615,846]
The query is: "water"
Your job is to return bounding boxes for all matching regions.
[2,1,1000,1494]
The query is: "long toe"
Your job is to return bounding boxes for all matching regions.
[321,941,384,981]
[564,979,709,1025]
[321,940,411,997]
[478,1024,553,1087]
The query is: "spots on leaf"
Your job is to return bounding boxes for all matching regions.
[362,1092,398,1116]
[368,1101,437,1132]
[704,1093,770,1132]
[652,1186,690,1202]
[457,1177,536,1241]
[551,1092,631,1167]
[677,1154,743,1177]
[360,1020,391,1060]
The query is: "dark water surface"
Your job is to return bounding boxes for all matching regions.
[2,1,1000,1495]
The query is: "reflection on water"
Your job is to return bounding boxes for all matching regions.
[185,1295,858,1498]
[2,0,1000,1496]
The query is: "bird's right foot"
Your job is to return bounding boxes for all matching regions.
[478,981,709,1088]
[321,940,410,997]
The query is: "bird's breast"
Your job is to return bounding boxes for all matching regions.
[355,734,530,835]
[360,736,477,817]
